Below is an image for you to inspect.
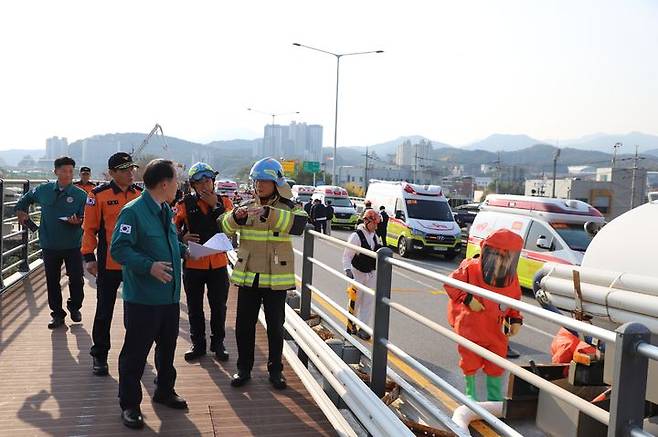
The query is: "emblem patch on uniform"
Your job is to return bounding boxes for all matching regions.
[66,196,74,203]
[119,224,132,234]
[86,197,96,206]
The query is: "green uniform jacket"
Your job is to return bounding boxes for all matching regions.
[220,195,307,290]
[110,190,187,305]
[15,182,87,250]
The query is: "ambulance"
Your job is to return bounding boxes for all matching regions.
[214,179,238,199]
[311,185,359,230]
[467,194,605,289]
[365,181,462,259]
[291,185,316,204]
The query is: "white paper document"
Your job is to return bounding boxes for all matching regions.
[188,233,234,258]
[59,216,69,221]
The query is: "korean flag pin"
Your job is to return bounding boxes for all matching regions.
[66,196,74,203]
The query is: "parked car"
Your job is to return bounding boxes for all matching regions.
[452,202,481,230]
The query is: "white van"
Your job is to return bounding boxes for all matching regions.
[291,185,316,204]
[365,181,461,259]
[311,185,359,230]
[468,194,606,289]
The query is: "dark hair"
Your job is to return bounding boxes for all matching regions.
[380,205,385,210]
[143,159,176,189]
[54,156,75,169]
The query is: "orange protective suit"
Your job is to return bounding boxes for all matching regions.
[445,229,524,377]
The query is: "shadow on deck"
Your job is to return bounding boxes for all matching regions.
[0,266,336,436]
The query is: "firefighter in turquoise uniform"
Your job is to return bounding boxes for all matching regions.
[220,157,308,390]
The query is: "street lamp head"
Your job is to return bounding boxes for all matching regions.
[292,43,301,46]
[375,50,384,53]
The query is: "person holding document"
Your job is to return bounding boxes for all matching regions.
[219,157,308,390]
[174,162,233,362]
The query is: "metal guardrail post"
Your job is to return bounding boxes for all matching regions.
[607,322,651,437]
[0,180,4,288]
[298,225,315,366]
[19,181,30,272]
[370,247,393,397]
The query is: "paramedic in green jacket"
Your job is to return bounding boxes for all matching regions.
[15,156,87,329]
[110,159,190,429]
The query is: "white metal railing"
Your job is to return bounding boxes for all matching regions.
[297,227,657,437]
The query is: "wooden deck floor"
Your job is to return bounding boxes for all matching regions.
[0,266,336,436]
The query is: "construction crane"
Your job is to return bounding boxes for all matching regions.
[131,123,168,159]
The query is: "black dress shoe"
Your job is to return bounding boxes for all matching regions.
[356,329,371,341]
[230,372,251,387]
[184,345,206,362]
[269,373,287,390]
[70,310,82,323]
[48,317,65,329]
[92,357,109,376]
[507,345,520,359]
[212,344,229,361]
[153,391,188,409]
[121,408,144,429]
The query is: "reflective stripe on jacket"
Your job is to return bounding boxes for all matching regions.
[219,196,307,290]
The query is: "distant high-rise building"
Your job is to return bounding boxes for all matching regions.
[45,136,68,159]
[395,139,432,167]
[307,125,323,162]
[257,122,323,162]
[81,139,88,163]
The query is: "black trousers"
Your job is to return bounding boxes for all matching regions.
[42,248,84,319]
[235,286,287,375]
[183,266,229,349]
[90,269,123,360]
[118,302,180,410]
[314,220,327,234]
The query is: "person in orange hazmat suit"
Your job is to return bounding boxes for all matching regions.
[445,228,523,401]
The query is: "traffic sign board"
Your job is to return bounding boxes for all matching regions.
[303,161,320,173]
[281,160,296,177]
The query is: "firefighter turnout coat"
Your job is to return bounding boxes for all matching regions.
[219,196,307,290]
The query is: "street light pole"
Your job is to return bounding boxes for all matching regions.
[293,43,383,185]
[333,55,340,185]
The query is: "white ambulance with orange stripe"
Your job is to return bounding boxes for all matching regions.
[467,194,605,289]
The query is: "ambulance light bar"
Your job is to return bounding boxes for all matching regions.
[403,183,442,197]
[485,197,603,217]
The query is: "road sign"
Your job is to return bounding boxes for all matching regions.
[281,160,296,177]
[303,161,320,173]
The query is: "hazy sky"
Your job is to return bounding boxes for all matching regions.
[1,0,656,150]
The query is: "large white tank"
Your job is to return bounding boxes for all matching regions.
[581,201,658,278]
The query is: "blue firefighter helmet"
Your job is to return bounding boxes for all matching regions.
[188,162,218,182]
[249,157,293,199]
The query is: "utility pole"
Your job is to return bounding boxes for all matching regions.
[611,142,622,169]
[364,145,369,193]
[414,146,418,184]
[552,148,561,198]
[630,145,645,210]
[494,152,502,194]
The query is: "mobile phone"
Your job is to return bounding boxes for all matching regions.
[24,218,39,232]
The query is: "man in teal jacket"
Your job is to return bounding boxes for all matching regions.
[110,159,189,429]
[15,156,87,329]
